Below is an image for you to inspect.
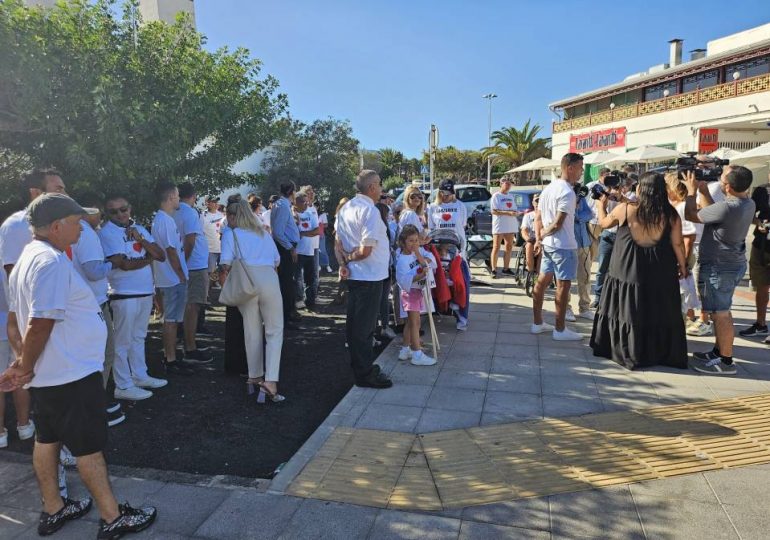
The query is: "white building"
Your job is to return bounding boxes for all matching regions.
[138,0,195,27]
[550,23,770,185]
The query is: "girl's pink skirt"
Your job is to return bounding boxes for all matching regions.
[400,288,426,314]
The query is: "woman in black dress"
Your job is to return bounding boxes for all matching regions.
[590,172,688,370]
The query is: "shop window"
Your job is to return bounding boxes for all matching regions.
[682,69,719,93]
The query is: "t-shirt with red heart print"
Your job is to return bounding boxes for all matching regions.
[491,191,520,234]
[296,209,319,256]
[428,200,467,248]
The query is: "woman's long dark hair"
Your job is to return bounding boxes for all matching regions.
[635,172,678,232]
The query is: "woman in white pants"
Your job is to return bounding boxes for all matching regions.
[220,199,285,402]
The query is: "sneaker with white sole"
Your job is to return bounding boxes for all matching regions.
[739,323,769,337]
[398,347,412,361]
[0,429,7,448]
[531,322,554,334]
[577,310,595,320]
[553,327,583,341]
[690,356,737,375]
[456,320,468,331]
[765,335,770,344]
[106,402,122,414]
[410,351,437,366]
[686,321,713,336]
[17,420,35,441]
[565,309,577,322]
[133,376,168,389]
[114,386,153,401]
[325,266,333,273]
[107,410,126,428]
[381,327,397,339]
[295,300,306,309]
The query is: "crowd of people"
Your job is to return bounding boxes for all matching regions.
[529,152,769,374]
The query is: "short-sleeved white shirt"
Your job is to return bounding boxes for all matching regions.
[0,210,33,268]
[335,194,390,281]
[220,228,280,268]
[491,191,519,234]
[296,209,319,257]
[520,211,536,237]
[174,202,209,271]
[0,272,8,341]
[306,205,320,250]
[399,209,425,235]
[98,220,156,295]
[428,200,467,245]
[675,201,697,236]
[152,210,189,288]
[72,220,109,305]
[202,210,224,254]
[539,179,577,250]
[9,240,107,387]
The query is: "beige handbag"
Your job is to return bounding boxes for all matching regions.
[219,229,258,306]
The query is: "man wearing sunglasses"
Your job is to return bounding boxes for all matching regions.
[99,196,173,394]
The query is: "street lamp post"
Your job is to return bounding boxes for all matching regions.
[482,93,497,188]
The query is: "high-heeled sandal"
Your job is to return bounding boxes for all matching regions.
[256,381,285,404]
[246,377,264,396]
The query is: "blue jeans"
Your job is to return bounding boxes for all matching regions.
[319,236,330,267]
[593,230,616,305]
[698,261,747,313]
[294,253,318,306]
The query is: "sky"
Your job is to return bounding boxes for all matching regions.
[195,0,770,158]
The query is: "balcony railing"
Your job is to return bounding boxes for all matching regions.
[552,72,770,133]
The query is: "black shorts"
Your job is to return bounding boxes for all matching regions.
[29,372,107,457]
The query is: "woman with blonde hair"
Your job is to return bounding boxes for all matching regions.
[219,199,285,402]
[399,185,428,241]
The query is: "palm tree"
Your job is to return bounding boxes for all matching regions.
[378,148,404,179]
[481,119,550,172]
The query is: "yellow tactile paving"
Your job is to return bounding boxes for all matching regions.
[286,393,770,510]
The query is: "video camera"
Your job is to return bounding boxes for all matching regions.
[574,184,589,199]
[674,152,728,182]
[590,170,625,200]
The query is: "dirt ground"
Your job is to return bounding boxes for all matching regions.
[2,274,389,479]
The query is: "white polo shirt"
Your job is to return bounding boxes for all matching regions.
[335,194,389,281]
[539,178,577,250]
[152,210,189,288]
[0,210,33,268]
[71,220,109,305]
[9,240,107,388]
[491,191,519,234]
[98,220,156,296]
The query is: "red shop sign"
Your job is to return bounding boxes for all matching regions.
[698,128,719,154]
[569,127,627,153]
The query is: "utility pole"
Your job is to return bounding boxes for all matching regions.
[429,125,439,192]
[482,93,497,188]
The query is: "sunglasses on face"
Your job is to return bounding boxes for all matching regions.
[107,206,130,215]
[409,194,423,200]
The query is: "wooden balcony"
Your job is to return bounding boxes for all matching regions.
[552,72,770,133]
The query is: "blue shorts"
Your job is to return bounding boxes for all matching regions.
[697,262,746,313]
[160,282,187,323]
[541,247,577,281]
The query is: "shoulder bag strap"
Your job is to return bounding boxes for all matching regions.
[231,228,256,288]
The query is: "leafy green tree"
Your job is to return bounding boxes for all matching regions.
[421,146,483,182]
[360,150,382,174]
[381,175,404,193]
[481,119,550,172]
[378,148,404,180]
[258,118,360,213]
[0,0,286,216]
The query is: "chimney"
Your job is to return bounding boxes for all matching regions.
[669,38,683,67]
[690,48,706,61]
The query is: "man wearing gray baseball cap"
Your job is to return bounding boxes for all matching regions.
[0,193,157,538]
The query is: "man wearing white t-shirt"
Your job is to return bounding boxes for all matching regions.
[293,193,320,309]
[335,170,393,389]
[1,194,157,538]
[99,195,169,403]
[152,183,195,375]
[202,196,224,284]
[174,182,212,364]
[299,185,321,301]
[490,178,523,277]
[531,153,583,341]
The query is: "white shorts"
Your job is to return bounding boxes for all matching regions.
[0,340,12,372]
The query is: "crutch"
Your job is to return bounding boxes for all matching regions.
[422,280,440,359]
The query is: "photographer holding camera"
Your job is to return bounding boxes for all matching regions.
[739,177,770,343]
[589,170,624,308]
[684,165,756,375]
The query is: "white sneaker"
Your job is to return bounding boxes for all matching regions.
[686,321,713,336]
[17,420,35,441]
[456,320,468,331]
[565,309,577,322]
[325,266,333,273]
[133,376,168,389]
[295,300,306,309]
[114,386,153,401]
[578,310,595,320]
[553,327,583,341]
[765,335,770,344]
[531,322,554,334]
[411,350,437,366]
[0,429,7,448]
[398,347,412,361]
[381,327,397,339]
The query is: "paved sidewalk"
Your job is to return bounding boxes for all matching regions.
[1,267,768,539]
